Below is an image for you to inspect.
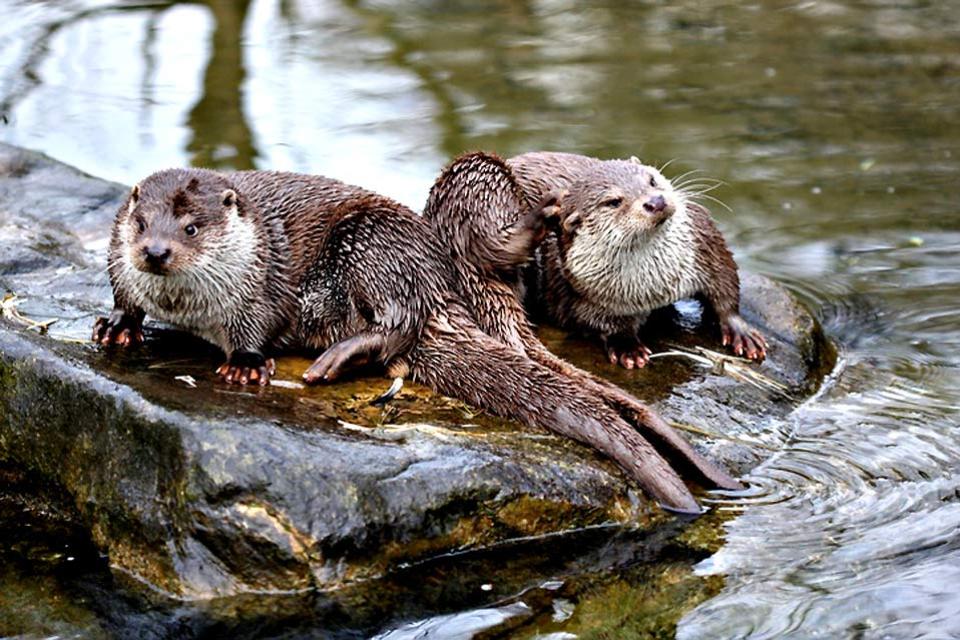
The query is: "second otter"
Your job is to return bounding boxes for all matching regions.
[507,152,767,368]
[423,152,741,496]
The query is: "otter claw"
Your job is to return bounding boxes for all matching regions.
[606,344,652,369]
[92,310,144,348]
[218,354,275,386]
[303,334,385,385]
[303,347,353,384]
[537,189,567,222]
[721,317,767,362]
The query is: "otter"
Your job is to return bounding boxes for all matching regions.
[93,163,738,514]
[93,169,376,384]
[505,151,767,368]
[423,151,741,496]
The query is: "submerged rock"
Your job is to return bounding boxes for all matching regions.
[0,143,834,599]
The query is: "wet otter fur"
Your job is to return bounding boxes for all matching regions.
[94,168,377,384]
[506,151,766,368]
[423,152,741,500]
[296,161,737,512]
[94,163,736,513]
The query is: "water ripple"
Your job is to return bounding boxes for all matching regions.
[681,229,960,638]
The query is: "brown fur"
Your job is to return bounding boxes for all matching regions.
[423,152,741,505]
[94,168,390,383]
[507,151,766,366]
[296,158,727,512]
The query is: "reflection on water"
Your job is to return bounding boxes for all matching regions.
[186,0,256,169]
[0,0,442,204]
[2,0,960,637]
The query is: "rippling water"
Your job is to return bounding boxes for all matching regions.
[681,234,960,638]
[2,0,959,638]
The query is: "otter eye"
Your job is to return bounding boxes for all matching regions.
[136,218,146,233]
[184,224,198,237]
[602,197,623,209]
[649,175,658,188]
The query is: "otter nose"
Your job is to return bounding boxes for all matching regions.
[643,195,667,214]
[143,244,172,267]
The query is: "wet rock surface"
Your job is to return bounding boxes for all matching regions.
[0,143,834,601]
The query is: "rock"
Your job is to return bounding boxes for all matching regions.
[0,143,834,599]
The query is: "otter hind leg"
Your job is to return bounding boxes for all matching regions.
[548,404,702,514]
[607,390,742,491]
[424,152,564,274]
[518,327,742,491]
[302,332,389,384]
[488,189,566,270]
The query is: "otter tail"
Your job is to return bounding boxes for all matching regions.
[522,339,743,492]
[409,303,704,514]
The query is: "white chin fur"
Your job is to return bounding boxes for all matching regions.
[564,203,699,316]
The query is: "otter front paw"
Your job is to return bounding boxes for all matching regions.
[535,189,566,227]
[92,309,144,347]
[520,189,567,247]
[217,351,276,386]
[721,315,767,362]
[603,334,652,369]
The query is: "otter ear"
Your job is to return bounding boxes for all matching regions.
[561,209,582,235]
[221,189,240,215]
[127,184,140,214]
[186,177,201,193]
[629,155,643,166]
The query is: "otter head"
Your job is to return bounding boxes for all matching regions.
[557,156,678,247]
[552,157,689,305]
[124,169,242,276]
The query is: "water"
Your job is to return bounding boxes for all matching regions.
[1,0,959,637]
